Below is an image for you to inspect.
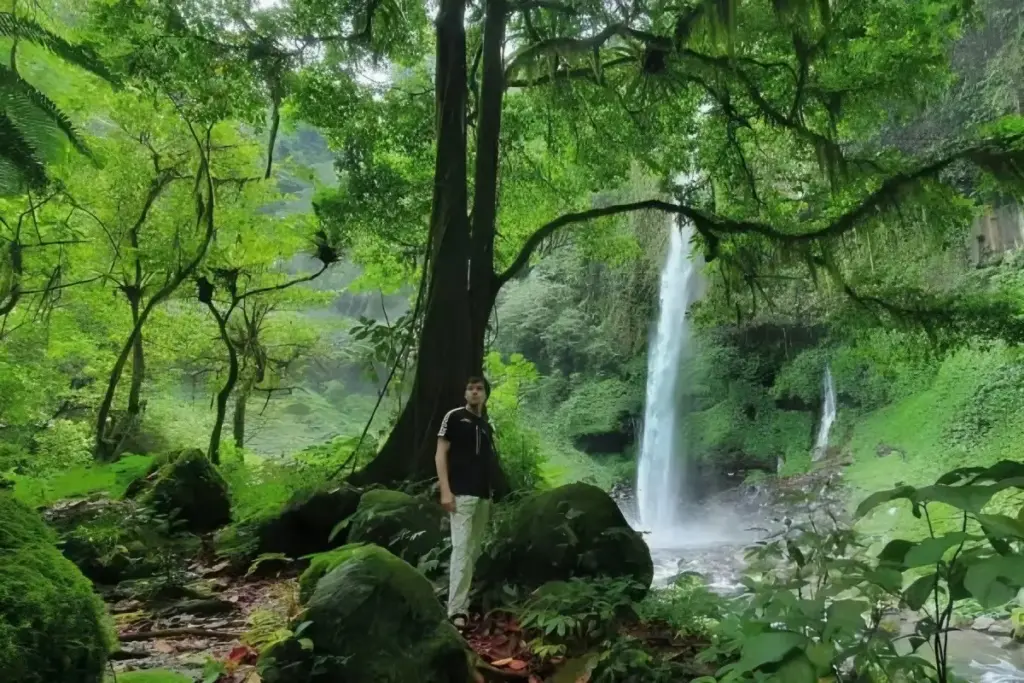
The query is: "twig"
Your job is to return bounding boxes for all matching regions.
[118,628,241,642]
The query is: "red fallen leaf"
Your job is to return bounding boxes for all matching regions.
[228,645,257,664]
[529,677,543,683]
[507,660,528,671]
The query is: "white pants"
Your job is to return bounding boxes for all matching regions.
[447,495,490,617]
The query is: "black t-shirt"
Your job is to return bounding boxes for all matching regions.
[438,406,505,499]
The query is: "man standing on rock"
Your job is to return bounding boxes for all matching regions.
[435,375,509,630]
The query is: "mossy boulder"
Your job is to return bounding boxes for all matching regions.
[258,545,473,683]
[141,449,231,533]
[215,485,362,570]
[47,499,200,585]
[0,493,112,683]
[297,543,370,604]
[477,483,653,597]
[346,489,446,569]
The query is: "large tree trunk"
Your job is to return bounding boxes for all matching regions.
[350,0,508,488]
[348,0,472,487]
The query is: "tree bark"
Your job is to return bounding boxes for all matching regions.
[206,301,238,465]
[348,0,472,487]
[232,381,248,449]
[127,297,145,418]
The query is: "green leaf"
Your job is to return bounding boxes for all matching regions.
[866,567,905,592]
[878,539,916,565]
[805,642,833,672]
[903,573,938,611]
[771,651,817,683]
[913,478,1024,513]
[965,556,1024,608]
[904,533,972,567]
[733,631,809,674]
[824,600,868,640]
[975,514,1024,540]
[855,485,916,518]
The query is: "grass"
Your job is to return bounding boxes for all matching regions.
[11,454,155,508]
[842,346,1024,543]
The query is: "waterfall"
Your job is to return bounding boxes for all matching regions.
[811,366,837,462]
[636,219,702,539]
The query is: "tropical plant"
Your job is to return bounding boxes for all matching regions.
[0,12,111,191]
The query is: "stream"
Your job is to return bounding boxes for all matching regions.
[617,478,1024,683]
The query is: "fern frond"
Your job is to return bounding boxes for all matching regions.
[0,12,114,82]
[0,111,46,191]
[0,65,90,157]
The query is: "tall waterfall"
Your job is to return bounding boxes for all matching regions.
[812,366,837,462]
[636,220,702,538]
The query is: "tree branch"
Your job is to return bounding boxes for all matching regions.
[495,134,1024,286]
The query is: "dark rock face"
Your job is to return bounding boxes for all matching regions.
[259,545,472,683]
[215,485,363,570]
[141,449,231,533]
[477,483,653,600]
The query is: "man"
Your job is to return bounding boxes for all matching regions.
[435,376,509,630]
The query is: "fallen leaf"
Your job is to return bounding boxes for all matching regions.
[491,657,513,667]
[529,677,543,683]
[242,672,262,683]
[507,659,528,671]
[152,641,176,654]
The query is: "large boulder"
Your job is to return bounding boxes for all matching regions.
[347,489,446,569]
[258,545,473,683]
[215,485,362,570]
[141,449,231,533]
[46,498,199,584]
[0,493,112,683]
[477,483,653,598]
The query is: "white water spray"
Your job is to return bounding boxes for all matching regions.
[811,366,837,462]
[636,219,703,539]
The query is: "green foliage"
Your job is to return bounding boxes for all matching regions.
[484,352,543,492]
[518,577,644,658]
[557,378,637,441]
[10,454,155,508]
[0,493,112,683]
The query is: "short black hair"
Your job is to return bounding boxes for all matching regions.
[466,375,490,394]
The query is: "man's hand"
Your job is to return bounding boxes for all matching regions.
[440,491,456,513]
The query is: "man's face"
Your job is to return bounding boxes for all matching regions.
[465,382,487,408]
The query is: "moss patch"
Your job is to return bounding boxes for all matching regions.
[346,489,446,568]
[0,493,112,683]
[478,482,653,599]
[259,545,472,683]
[106,670,192,683]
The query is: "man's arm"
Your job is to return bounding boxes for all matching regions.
[435,437,455,512]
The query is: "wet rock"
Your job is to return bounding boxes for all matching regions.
[973,616,997,631]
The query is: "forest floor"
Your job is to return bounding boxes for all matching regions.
[105,557,711,683]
